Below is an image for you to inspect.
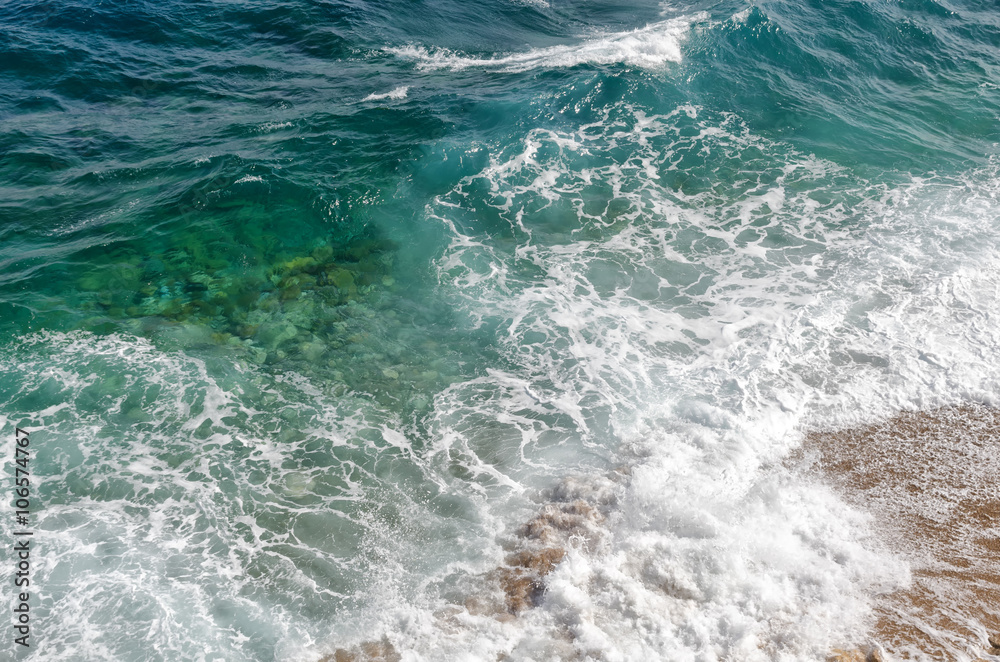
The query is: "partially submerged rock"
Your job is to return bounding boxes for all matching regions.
[827,647,883,662]
[321,472,619,660]
[493,547,566,614]
[986,632,1000,657]
[319,639,400,662]
[517,499,602,545]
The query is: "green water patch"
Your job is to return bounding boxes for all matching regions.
[1,174,472,418]
[78,235,463,414]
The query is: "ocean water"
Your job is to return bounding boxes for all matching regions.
[1,0,999,660]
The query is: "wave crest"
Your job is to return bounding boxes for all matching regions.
[388,15,702,73]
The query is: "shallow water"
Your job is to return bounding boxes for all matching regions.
[2,1,1000,660]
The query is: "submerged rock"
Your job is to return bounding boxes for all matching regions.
[987,632,1000,658]
[299,340,326,362]
[518,499,603,544]
[319,639,399,662]
[66,231,468,414]
[310,470,624,661]
[154,322,216,349]
[494,547,566,614]
[329,268,356,291]
[827,649,883,662]
[255,320,298,349]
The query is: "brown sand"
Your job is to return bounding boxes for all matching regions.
[803,405,1000,660]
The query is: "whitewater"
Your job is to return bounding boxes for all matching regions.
[1,0,999,660]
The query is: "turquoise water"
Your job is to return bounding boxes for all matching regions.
[2,1,1000,660]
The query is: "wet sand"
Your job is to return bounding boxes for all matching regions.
[803,405,1000,661]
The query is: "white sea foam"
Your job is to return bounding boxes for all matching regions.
[8,106,1000,661]
[388,15,702,72]
[362,86,410,102]
[0,331,499,661]
[257,120,292,132]
[337,106,1000,660]
[511,0,549,8]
